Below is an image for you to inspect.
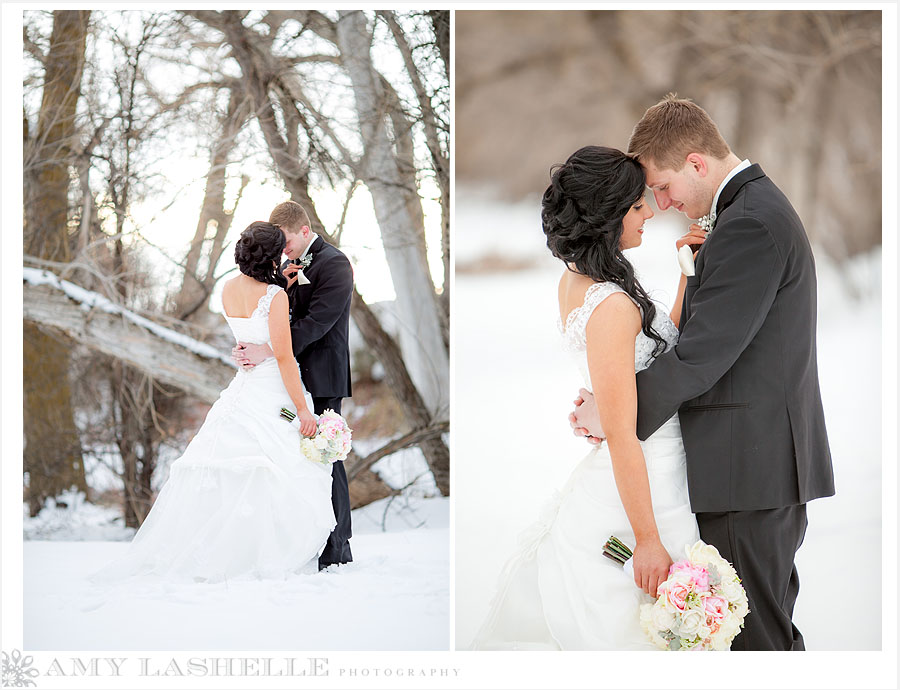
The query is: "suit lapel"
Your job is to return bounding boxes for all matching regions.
[715,163,766,217]
[690,164,767,316]
[308,235,326,260]
[287,236,328,320]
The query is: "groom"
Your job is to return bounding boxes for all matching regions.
[233,200,354,570]
[571,95,835,650]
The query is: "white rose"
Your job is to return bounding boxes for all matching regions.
[708,630,731,650]
[687,540,722,566]
[676,608,705,638]
[314,436,328,449]
[300,439,319,461]
[715,578,738,598]
[650,601,676,631]
[640,605,669,650]
[697,623,712,643]
[717,616,742,644]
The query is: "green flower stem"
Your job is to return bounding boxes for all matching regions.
[608,535,633,557]
[605,539,632,560]
[601,550,626,565]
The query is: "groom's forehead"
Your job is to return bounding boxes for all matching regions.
[643,164,673,188]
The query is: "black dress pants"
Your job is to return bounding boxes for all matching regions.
[695,505,807,651]
[313,396,352,569]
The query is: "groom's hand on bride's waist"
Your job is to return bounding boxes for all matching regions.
[570,388,606,445]
[231,342,274,370]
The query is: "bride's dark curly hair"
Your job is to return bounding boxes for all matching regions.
[234,221,287,288]
[542,145,667,356]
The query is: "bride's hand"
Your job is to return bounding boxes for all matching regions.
[569,388,606,444]
[297,409,318,437]
[631,538,673,596]
[676,223,708,257]
[283,263,300,289]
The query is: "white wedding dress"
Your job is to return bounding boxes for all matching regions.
[93,284,336,584]
[472,282,700,650]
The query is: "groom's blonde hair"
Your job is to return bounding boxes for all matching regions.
[627,94,731,171]
[269,200,311,234]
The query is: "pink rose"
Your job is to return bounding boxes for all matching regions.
[703,595,728,622]
[671,560,709,591]
[669,559,692,576]
[687,565,709,591]
[664,580,690,611]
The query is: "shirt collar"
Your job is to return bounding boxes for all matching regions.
[710,159,751,219]
[300,233,319,260]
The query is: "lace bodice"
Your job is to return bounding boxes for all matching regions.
[222,283,283,345]
[559,282,678,388]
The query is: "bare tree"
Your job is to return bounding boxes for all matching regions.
[335,10,448,419]
[378,10,450,345]
[23,10,91,515]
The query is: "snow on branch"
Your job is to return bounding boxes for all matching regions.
[24,268,236,403]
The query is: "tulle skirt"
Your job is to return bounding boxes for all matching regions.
[472,414,700,650]
[93,359,336,584]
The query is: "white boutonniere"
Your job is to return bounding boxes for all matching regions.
[298,253,313,270]
[698,213,715,233]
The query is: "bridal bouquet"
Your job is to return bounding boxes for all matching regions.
[605,536,749,651]
[279,407,352,465]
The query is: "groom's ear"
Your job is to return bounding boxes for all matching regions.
[685,153,708,178]
[301,224,311,238]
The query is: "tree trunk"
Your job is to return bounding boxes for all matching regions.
[113,362,159,528]
[23,10,91,515]
[379,10,450,347]
[336,10,449,419]
[429,10,450,80]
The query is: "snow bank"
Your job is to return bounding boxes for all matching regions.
[23,489,135,542]
[24,497,449,651]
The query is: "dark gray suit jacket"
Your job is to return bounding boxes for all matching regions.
[283,236,353,399]
[635,164,835,512]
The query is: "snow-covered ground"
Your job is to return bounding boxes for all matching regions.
[454,191,885,651]
[24,496,448,651]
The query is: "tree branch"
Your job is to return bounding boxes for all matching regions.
[346,420,449,482]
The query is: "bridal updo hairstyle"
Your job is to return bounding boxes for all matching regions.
[542,145,667,356]
[234,221,287,288]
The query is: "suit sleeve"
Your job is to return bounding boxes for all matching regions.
[290,253,354,358]
[634,217,784,440]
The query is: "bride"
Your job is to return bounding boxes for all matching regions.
[93,221,336,583]
[472,146,701,650]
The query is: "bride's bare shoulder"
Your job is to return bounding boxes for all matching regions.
[558,268,596,311]
[221,275,270,316]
